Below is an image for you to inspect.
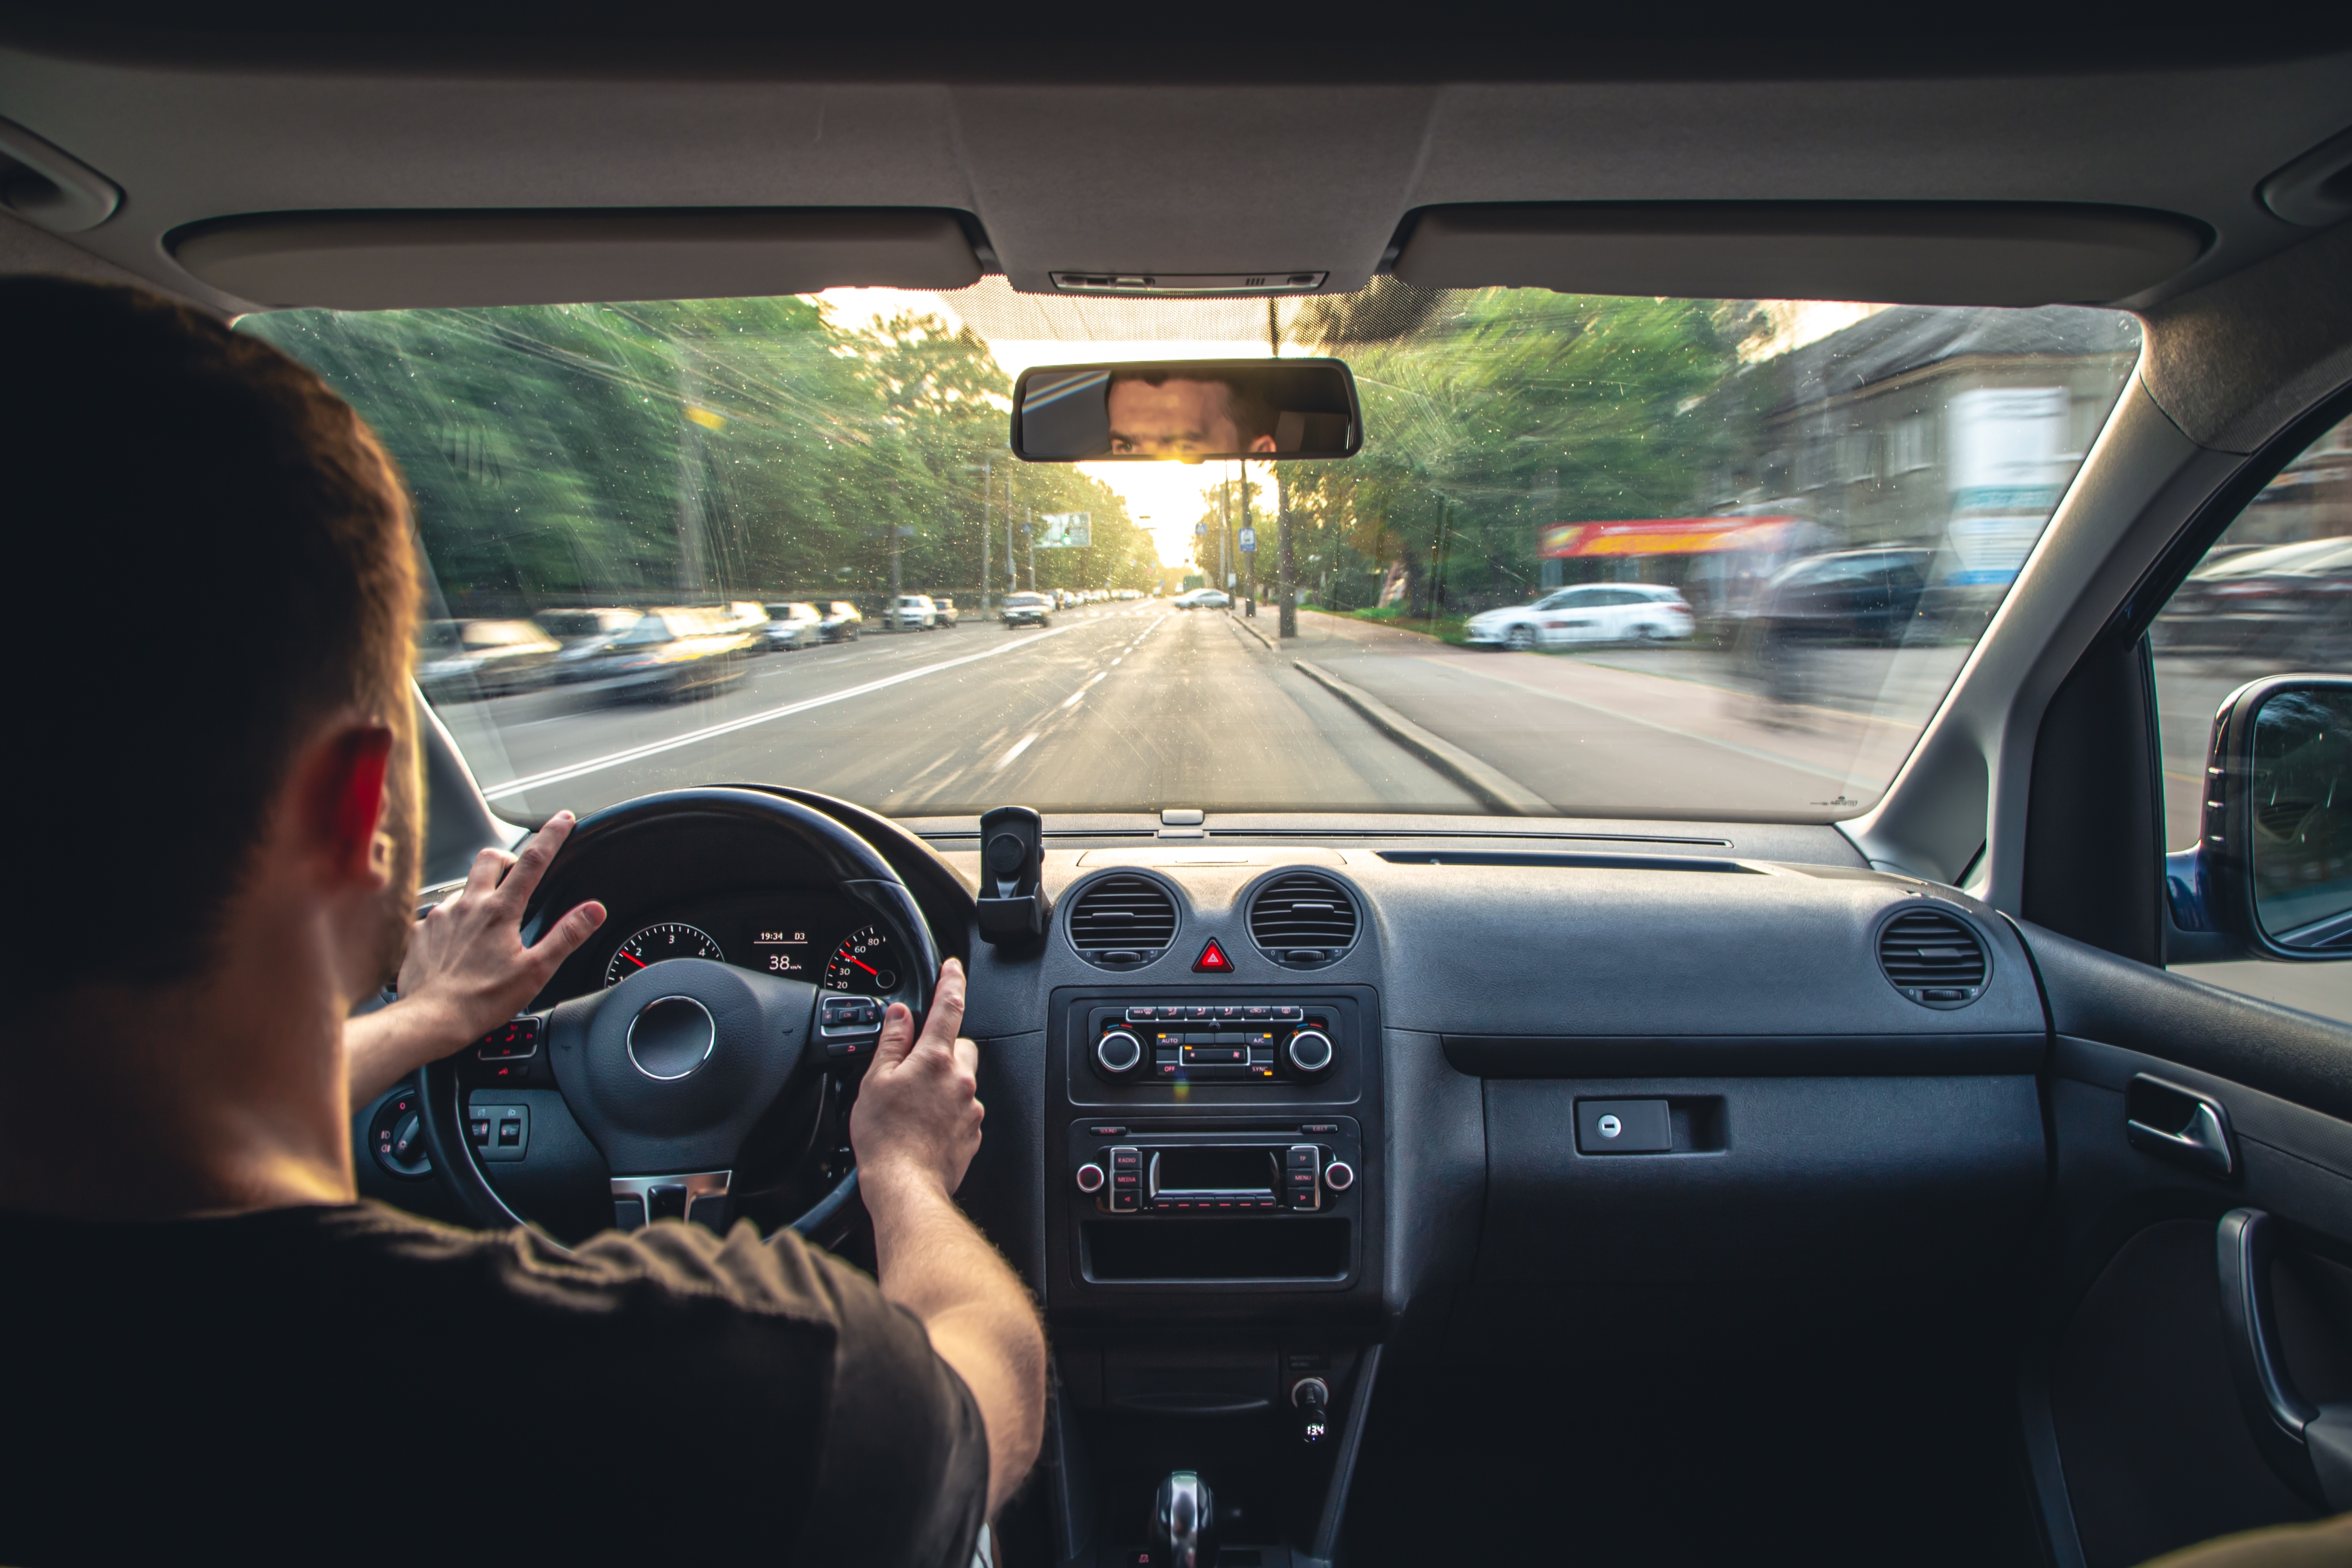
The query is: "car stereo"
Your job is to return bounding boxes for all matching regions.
[1070,1121,1361,1216]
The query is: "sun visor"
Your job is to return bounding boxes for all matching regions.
[1392,203,2209,306]
[170,208,984,309]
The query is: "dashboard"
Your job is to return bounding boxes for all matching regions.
[351,806,2060,1565]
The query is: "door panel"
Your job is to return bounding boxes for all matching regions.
[2025,920,2352,1564]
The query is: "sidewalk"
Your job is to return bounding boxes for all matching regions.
[1276,610,1954,817]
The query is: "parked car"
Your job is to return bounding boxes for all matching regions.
[1746,548,1931,647]
[1465,584,1695,650]
[716,600,771,649]
[414,618,562,700]
[1002,591,1054,628]
[819,601,862,642]
[533,608,642,681]
[598,608,754,702]
[887,594,939,631]
[1172,588,1232,609]
[2157,536,2352,663]
[762,601,825,651]
[930,595,960,628]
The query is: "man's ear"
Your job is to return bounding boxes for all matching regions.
[304,721,395,889]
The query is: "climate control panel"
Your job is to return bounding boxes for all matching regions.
[1086,1003,1343,1086]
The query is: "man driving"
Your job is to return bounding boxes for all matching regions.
[1106,369,1280,458]
[0,277,1045,1567]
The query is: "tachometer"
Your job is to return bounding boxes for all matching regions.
[605,921,724,985]
[824,925,900,994]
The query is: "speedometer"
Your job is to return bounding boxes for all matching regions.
[605,921,724,985]
[824,925,900,994]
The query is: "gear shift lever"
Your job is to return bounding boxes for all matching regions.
[1149,1470,1217,1568]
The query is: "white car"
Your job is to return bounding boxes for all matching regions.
[1464,584,1695,650]
[886,594,939,630]
[1171,588,1232,609]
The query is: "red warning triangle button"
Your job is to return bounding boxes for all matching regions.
[1192,938,1234,973]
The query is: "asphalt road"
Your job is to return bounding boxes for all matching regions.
[435,605,2280,834]
[443,603,1480,822]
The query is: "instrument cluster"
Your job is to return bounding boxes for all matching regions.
[589,891,909,998]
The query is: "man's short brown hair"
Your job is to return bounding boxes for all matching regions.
[0,277,418,998]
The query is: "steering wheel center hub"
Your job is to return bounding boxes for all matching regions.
[627,995,717,1080]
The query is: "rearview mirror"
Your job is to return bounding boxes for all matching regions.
[1011,359,1362,462]
[2168,675,2352,960]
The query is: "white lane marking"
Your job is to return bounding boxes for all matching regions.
[1087,671,1108,685]
[482,623,1078,799]
[1059,691,1086,710]
[1111,658,1122,666]
[994,732,1040,769]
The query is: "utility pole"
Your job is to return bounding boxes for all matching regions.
[980,453,993,618]
[1237,459,1253,614]
[888,479,903,625]
[1026,508,1038,591]
[1271,299,1295,637]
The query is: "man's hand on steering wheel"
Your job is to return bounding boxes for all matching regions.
[344,813,607,1109]
[849,958,981,1203]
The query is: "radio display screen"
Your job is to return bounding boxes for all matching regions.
[1155,1147,1278,1195]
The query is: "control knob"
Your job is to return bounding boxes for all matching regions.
[1074,1163,1106,1195]
[1323,1159,1355,1192]
[1094,1029,1145,1080]
[1285,1028,1335,1076]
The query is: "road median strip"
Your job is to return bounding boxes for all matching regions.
[1291,659,1552,815]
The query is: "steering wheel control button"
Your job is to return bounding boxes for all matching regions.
[475,1015,541,1059]
[1075,1162,1107,1194]
[468,1103,529,1162]
[1094,1030,1145,1079]
[1285,1028,1336,1075]
[627,995,717,1081]
[1323,1159,1356,1192]
[1576,1099,1673,1155]
[818,993,887,1058]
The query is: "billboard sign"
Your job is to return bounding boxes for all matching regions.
[1037,512,1092,549]
[1239,527,1256,553]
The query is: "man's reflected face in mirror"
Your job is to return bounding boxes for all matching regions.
[1107,375,1278,459]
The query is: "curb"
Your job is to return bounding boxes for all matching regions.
[1291,659,1552,815]
[1228,612,1279,652]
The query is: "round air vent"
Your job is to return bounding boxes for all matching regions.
[1066,874,1178,970]
[1878,907,1988,1008]
[1249,872,1360,969]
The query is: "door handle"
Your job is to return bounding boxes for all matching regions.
[2126,1074,2237,1177]
[2217,1207,2352,1509]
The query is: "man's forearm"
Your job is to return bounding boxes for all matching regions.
[864,1166,1046,1516]
[343,1002,459,1110]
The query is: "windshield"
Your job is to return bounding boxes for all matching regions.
[242,282,2138,824]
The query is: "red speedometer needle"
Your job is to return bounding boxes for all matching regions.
[619,952,647,968]
[845,954,880,976]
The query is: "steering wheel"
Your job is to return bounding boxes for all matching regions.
[416,788,941,1245]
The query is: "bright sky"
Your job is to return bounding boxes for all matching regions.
[819,288,1276,568]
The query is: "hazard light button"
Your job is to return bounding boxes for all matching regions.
[1192,938,1234,973]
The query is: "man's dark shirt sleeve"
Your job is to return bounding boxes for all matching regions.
[0,1201,987,1568]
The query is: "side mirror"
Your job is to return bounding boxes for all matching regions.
[2169,675,2352,962]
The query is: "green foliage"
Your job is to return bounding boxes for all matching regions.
[1249,284,1761,615]
[242,297,1159,614]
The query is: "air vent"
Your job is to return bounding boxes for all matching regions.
[1878,908,1988,1008]
[1249,873,1360,968]
[1067,875,1178,969]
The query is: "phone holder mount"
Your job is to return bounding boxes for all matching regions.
[977,804,1050,946]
